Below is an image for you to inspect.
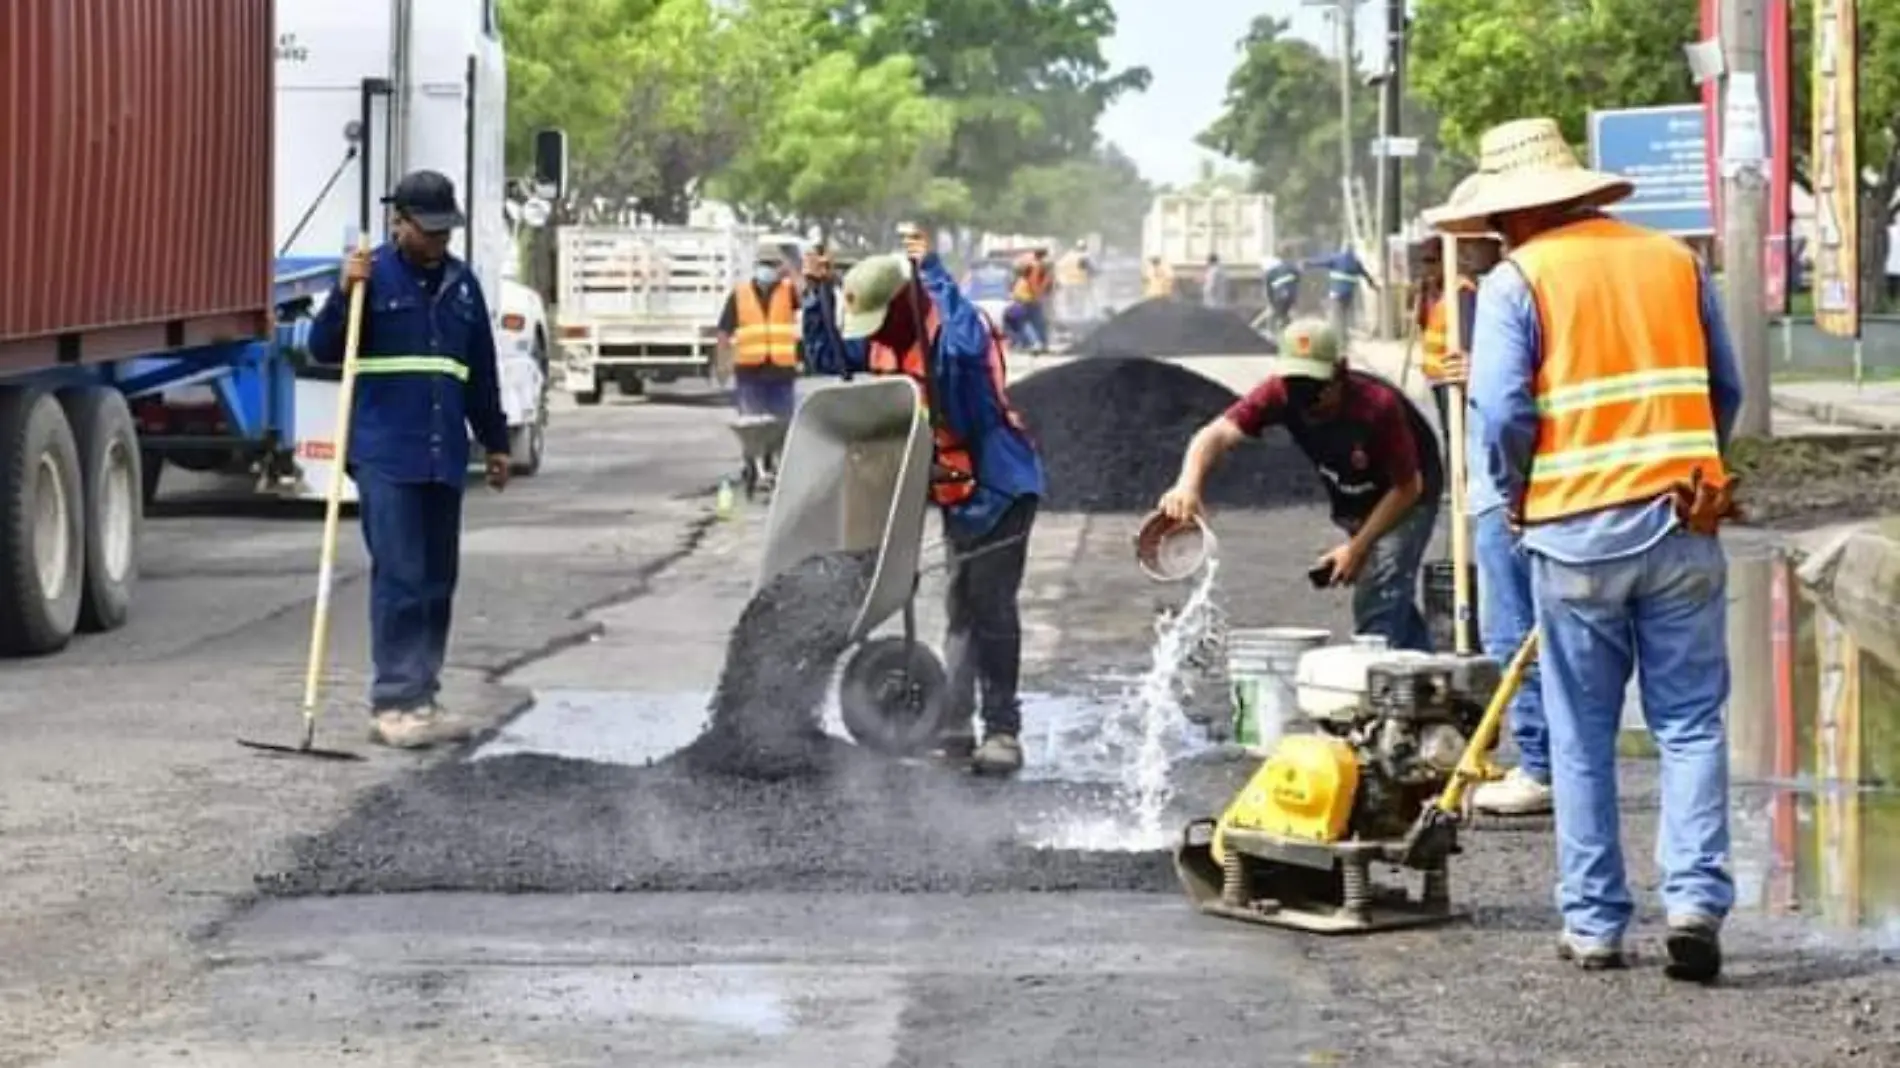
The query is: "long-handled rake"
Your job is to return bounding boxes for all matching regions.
[238,236,371,762]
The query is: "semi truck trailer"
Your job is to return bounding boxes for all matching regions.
[0,0,563,658]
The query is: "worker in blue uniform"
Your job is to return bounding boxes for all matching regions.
[1306,243,1379,349]
[308,170,512,750]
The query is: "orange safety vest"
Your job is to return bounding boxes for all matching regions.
[731,280,799,369]
[866,300,1029,508]
[1019,258,1051,298]
[1510,216,1727,524]
[1420,277,1477,383]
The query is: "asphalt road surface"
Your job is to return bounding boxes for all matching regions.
[3,377,1898,1067]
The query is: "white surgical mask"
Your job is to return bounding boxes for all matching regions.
[754,266,780,287]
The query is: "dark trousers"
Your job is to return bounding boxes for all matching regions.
[943,496,1037,738]
[357,472,464,711]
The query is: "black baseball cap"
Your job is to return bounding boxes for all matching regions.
[382,170,466,233]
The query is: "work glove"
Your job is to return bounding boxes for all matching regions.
[1670,468,1742,536]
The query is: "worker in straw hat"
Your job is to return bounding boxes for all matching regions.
[799,229,1044,777]
[1428,117,1744,981]
[1158,318,1443,651]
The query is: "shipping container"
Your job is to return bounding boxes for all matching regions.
[0,0,274,376]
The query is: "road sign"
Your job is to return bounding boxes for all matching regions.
[1371,136,1419,158]
[1587,105,1712,235]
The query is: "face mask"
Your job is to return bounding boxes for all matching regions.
[754,267,781,287]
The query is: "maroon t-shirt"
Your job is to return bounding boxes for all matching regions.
[1224,370,1443,530]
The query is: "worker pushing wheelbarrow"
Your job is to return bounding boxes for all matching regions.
[782,228,1045,776]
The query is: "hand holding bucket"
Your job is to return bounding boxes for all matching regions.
[1135,510,1217,582]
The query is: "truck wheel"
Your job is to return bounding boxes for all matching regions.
[140,450,163,506]
[508,422,544,477]
[0,389,85,656]
[615,371,645,397]
[62,387,141,632]
[576,385,604,406]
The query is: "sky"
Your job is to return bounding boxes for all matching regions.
[1099,0,1387,187]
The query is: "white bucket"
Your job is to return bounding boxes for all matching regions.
[1227,626,1331,748]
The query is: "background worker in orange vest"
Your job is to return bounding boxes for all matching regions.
[1021,248,1054,354]
[799,229,1045,776]
[1443,118,1744,981]
[717,248,802,463]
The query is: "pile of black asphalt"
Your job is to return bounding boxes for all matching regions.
[1012,355,1322,513]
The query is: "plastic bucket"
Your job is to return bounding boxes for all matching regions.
[1134,511,1218,582]
[1227,626,1330,748]
[1423,560,1479,652]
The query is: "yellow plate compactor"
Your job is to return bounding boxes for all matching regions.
[1176,633,1537,934]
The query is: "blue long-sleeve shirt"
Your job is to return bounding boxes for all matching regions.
[1305,249,1376,301]
[1468,257,1744,563]
[801,253,1045,539]
[308,244,510,485]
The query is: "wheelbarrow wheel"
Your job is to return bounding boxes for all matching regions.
[838,637,950,757]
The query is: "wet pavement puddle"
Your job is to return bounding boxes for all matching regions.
[469,548,1900,938]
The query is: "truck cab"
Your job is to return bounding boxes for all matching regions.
[268,0,548,495]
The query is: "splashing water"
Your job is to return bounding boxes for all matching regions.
[1031,560,1223,850]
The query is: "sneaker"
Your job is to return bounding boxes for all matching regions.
[1664,914,1722,984]
[1471,767,1554,816]
[368,708,436,750]
[420,702,479,745]
[970,733,1024,776]
[1556,931,1628,971]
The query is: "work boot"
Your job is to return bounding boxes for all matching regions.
[1556,931,1628,971]
[1664,914,1722,984]
[419,702,479,745]
[970,733,1024,776]
[1470,768,1554,816]
[368,708,437,750]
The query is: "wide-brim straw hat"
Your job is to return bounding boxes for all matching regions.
[1423,118,1633,235]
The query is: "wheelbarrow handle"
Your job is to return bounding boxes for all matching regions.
[917,531,1031,575]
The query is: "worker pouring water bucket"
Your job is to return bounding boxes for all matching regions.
[1134,511,1217,582]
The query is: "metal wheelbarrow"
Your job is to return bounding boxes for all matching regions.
[756,376,952,756]
[729,413,788,500]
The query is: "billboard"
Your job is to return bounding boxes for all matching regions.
[1587,105,1713,235]
[1812,0,1861,338]
[1700,0,1793,314]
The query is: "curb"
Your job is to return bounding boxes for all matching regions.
[1773,391,1900,433]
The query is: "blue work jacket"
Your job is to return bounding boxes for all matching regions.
[801,252,1045,540]
[1306,249,1375,301]
[308,244,510,485]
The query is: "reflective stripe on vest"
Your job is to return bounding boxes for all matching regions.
[732,281,798,368]
[355,355,469,381]
[1419,277,1475,383]
[1511,216,1726,523]
[866,300,1026,508]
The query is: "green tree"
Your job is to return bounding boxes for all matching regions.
[716,51,957,240]
[1408,0,1699,156]
[990,146,1152,248]
[503,0,821,222]
[1197,16,1373,244]
[832,0,1151,201]
[500,0,657,175]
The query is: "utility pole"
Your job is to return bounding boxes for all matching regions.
[1720,0,1771,436]
[1305,0,1363,248]
[1376,0,1406,339]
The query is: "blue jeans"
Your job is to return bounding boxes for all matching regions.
[1531,530,1733,944]
[1350,498,1436,651]
[356,472,464,711]
[1474,508,1548,781]
[1025,302,1049,348]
